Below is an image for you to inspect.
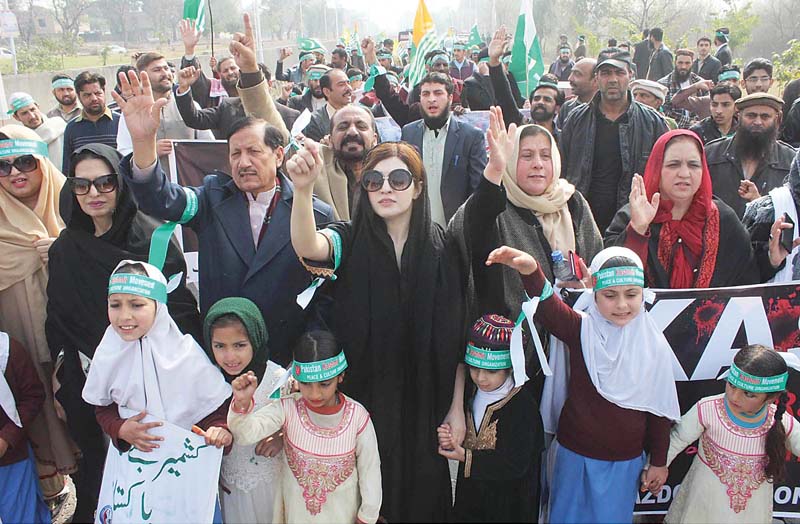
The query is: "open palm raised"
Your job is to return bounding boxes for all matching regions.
[111,70,168,145]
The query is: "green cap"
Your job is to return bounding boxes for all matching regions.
[7,92,35,115]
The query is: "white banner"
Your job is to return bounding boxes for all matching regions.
[95,417,222,524]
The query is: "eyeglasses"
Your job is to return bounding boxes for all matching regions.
[0,155,38,177]
[360,169,414,192]
[68,174,119,195]
[745,76,771,83]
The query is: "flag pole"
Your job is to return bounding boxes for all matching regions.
[208,0,215,57]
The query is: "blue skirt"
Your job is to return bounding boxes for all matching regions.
[0,447,51,524]
[548,441,644,524]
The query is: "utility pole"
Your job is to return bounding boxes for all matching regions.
[1,0,18,74]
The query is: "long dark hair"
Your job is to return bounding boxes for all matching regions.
[733,344,789,481]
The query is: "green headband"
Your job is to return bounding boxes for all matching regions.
[349,74,363,82]
[292,351,348,382]
[0,139,49,159]
[478,56,490,63]
[464,344,512,370]
[716,31,729,39]
[7,95,35,115]
[428,54,449,66]
[718,70,740,82]
[592,267,645,290]
[727,362,788,393]
[299,52,315,62]
[307,69,326,81]
[453,44,467,51]
[502,55,512,64]
[377,52,392,60]
[108,274,167,303]
[51,78,73,89]
[537,80,559,90]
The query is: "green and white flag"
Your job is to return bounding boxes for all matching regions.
[298,37,327,53]
[406,0,438,88]
[467,23,482,47]
[182,0,206,32]
[509,0,544,97]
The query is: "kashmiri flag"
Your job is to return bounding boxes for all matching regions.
[467,23,482,47]
[509,0,544,97]
[183,0,207,32]
[297,37,327,53]
[407,0,438,88]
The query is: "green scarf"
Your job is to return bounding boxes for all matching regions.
[203,297,269,382]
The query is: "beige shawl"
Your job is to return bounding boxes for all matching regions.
[0,125,65,291]
[501,124,577,254]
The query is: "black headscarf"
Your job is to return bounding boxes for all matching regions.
[45,144,202,399]
[325,147,465,521]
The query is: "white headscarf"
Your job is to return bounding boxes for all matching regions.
[578,247,681,421]
[0,331,22,427]
[82,261,231,429]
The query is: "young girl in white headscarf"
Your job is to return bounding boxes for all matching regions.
[82,260,232,519]
[486,244,681,523]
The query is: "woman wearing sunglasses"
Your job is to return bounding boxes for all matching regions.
[287,139,466,523]
[45,143,202,522]
[0,125,81,515]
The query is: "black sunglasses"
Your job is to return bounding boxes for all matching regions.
[68,174,119,195]
[361,169,414,192]
[0,155,38,177]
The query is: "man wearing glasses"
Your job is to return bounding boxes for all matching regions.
[741,58,775,95]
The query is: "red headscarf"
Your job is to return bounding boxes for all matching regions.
[642,129,720,288]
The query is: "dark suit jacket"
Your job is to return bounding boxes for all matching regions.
[715,44,732,67]
[692,55,722,82]
[633,39,652,79]
[120,157,334,366]
[400,117,487,221]
[302,105,332,142]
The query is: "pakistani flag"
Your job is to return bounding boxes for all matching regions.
[406,0,438,88]
[298,37,327,54]
[467,24,482,47]
[183,0,207,32]
[509,0,544,97]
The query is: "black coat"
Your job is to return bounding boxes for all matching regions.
[647,46,674,81]
[453,386,543,523]
[781,99,800,148]
[692,55,722,82]
[604,197,759,288]
[633,39,652,79]
[558,93,669,216]
[461,71,495,111]
[715,44,733,67]
[705,136,797,217]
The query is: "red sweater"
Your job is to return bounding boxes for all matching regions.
[522,268,671,466]
[0,339,45,466]
[95,397,232,455]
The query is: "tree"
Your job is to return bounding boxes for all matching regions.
[772,39,800,86]
[52,0,95,38]
[707,2,759,52]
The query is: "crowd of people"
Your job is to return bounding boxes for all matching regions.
[1,10,800,524]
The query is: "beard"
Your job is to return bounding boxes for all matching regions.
[334,135,368,163]
[423,105,450,131]
[674,69,691,83]
[532,105,555,123]
[734,123,778,159]
[221,76,239,92]
[57,94,76,106]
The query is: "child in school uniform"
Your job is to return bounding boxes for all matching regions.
[437,314,544,523]
[486,244,681,523]
[664,344,800,524]
[228,330,382,524]
[0,331,51,523]
[204,297,287,524]
[82,260,232,519]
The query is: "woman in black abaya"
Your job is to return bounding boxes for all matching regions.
[45,144,201,522]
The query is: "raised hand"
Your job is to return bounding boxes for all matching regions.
[629,174,660,235]
[279,47,293,62]
[231,370,259,412]
[738,179,760,202]
[488,26,508,65]
[179,19,202,55]
[229,13,258,73]
[486,245,539,275]
[361,37,376,65]
[177,66,201,94]
[768,214,800,268]
[112,70,168,146]
[285,139,323,193]
[484,105,517,185]
[280,82,295,100]
[118,411,164,452]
